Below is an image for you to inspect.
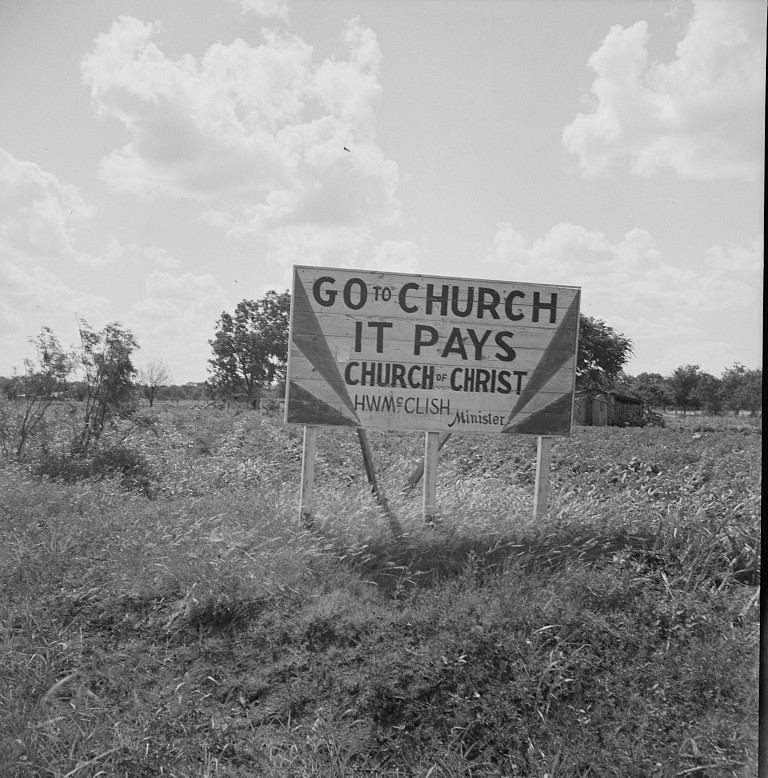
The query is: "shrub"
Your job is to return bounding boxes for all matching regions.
[33,443,154,495]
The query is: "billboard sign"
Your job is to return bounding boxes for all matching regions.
[285,266,580,435]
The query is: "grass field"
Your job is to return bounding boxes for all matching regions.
[0,404,761,777]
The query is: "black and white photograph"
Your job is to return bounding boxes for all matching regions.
[0,1,762,775]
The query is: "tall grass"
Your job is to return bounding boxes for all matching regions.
[0,405,760,776]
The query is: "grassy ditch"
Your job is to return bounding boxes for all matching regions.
[0,407,760,777]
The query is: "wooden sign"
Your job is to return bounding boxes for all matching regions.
[285,267,580,436]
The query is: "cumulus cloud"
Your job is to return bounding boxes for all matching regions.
[366,239,421,275]
[0,261,111,329]
[486,221,763,372]
[0,148,134,269]
[234,0,289,22]
[563,0,766,180]
[262,223,372,270]
[0,148,96,262]
[81,15,400,239]
[0,148,200,376]
[487,221,762,312]
[256,221,422,285]
[0,148,121,365]
[141,245,183,270]
[0,259,113,370]
[126,270,230,380]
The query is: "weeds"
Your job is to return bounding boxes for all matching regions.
[0,408,759,776]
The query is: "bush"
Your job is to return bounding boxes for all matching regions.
[33,443,155,495]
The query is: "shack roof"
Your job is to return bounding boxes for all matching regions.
[576,387,642,404]
[608,390,642,404]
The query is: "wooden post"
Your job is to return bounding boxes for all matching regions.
[299,425,318,526]
[400,432,452,494]
[357,428,382,500]
[423,431,440,523]
[357,428,404,537]
[533,435,553,519]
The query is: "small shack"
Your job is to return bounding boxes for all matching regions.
[574,388,644,427]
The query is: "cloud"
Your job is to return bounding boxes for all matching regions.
[0,260,111,326]
[126,270,230,380]
[262,223,372,270]
[562,0,766,180]
[0,149,106,371]
[0,148,124,368]
[140,245,183,270]
[312,20,382,132]
[366,239,421,275]
[0,259,113,371]
[253,220,422,287]
[487,221,762,313]
[81,15,400,233]
[0,148,96,262]
[0,148,132,270]
[76,237,127,268]
[486,221,763,373]
[0,148,199,376]
[234,0,289,22]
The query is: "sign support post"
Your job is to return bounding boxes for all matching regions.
[423,431,440,523]
[356,428,381,500]
[400,432,452,495]
[299,425,318,526]
[533,435,553,518]
[357,429,404,536]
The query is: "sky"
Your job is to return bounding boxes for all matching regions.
[0,0,764,385]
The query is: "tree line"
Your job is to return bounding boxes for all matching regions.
[619,363,762,417]
[0,293,761,460]
[203,292,762,417]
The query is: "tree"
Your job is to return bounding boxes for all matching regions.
[208,291,291,405]
[628,372,672,410]
[667,364,702,415]
[693,371,722,415]
[70,320,139,454]
[139,360,171,408]
[577,315,634,389]
[721,363,762,417]
[0,328,72,458]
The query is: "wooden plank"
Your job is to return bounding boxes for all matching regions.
[299,425,318,526]
[288,370,577,394]
[293,316,576,350]
[533,435,553,519]
[286,390,576,435]
[423,431,441,523]
[400,432,452,494]
[294,266,580,318]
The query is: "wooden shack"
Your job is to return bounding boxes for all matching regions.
[574,388,644,427]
